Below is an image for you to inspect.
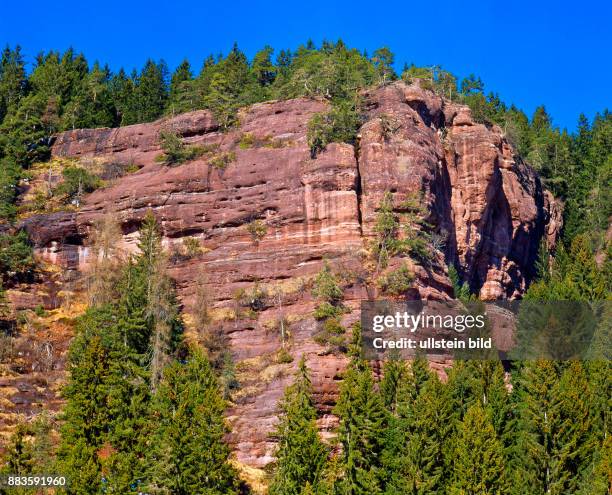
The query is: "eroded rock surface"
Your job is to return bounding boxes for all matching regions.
[15,82,561,467]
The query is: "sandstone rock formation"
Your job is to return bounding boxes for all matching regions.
[14,81,561,467]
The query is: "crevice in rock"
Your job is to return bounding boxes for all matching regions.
[353,138,364,236]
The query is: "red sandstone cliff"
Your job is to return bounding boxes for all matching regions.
[14,81,561,467]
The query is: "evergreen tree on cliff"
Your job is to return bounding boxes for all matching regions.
[269,357,328,495]
[146,347,239,495]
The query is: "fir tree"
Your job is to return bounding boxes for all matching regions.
[334,358,386,494]
[168,59,195,115]
[380,356,407,414]
[57,312,115,494]
[384,374,454,495]
[0,45,27,121]
[270,357,328,495]
[134,59,168,123]
[449,403,508,495]
[146,347,239,495]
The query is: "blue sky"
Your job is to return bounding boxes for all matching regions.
[1,0,610,131]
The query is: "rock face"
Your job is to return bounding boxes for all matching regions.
[18,82,561,467]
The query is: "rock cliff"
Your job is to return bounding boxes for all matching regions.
[13,81,561,467]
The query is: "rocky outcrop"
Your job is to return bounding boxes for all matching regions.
[16,82,561,467]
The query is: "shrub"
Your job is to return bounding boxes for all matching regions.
[311,262,343,304]
[377,263,414,296]
[157,130,205,165]
[246,219,267,242]
[235,283,267,311]
[307,101,362,158]
[313,301,344,320]
[209,151,236,169]
[219,351,239,399]
[54,167,102,203]
[263,136,284,149]
[314,317,346,353]
[238,132,256,149]
[0,333,16,362]
[276,347,294,364]
[323,317,345,335]
[182,237,203,258]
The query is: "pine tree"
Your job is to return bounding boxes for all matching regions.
[58,304,151,494]
[577,436,611,494]
[511,360,596,495]
[449,403,508,495]
[371,192,399,270]
[270,357,328,495]
[565,234,607,300]
[371,47,395,85]
[394,374,454,494]
[1,424,33,479]
[510,359,558,494]
[448,264,471,302]
[61,62,114,130]
[312,261,343,305]
[146,347,239,494]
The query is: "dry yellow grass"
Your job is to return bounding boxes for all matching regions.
[231,459,269,495]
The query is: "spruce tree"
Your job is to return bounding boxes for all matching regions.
[168,59,195,114]
[270,357,328,495]
[449,403,508,495]
[383,371,453,495]
[511,360,595,495]
[132,211,184,387]
[57,312,115,494]
[380,356,407,414]
[546,362,595,494]
[0,45,27,121]
[334,356,386,494]
[146,347,239,494]
[135,59,168,123]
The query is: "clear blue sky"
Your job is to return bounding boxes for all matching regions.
[1,0,610,131]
